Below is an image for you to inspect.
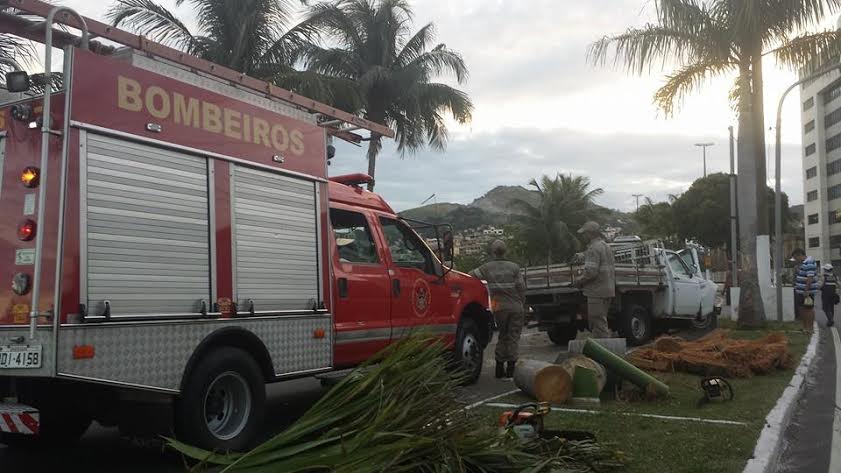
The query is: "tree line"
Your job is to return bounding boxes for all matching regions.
[635,173,792,254]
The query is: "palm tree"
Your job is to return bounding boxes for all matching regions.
[304,0,473,191]
[512,174,604,269]
[106,0,324,87]
[587,0,841,327]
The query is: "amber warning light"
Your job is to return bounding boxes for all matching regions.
[21,167,39,188]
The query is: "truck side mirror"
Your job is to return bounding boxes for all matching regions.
[5,71,30,93]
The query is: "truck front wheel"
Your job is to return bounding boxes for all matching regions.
[454,319,484,385]
[620,304,652,346]
[547,324,578,346]
[175,346,265,452]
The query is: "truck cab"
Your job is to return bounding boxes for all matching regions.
[327,174,493,377]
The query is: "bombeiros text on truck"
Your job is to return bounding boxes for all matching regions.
[0,1,492,451]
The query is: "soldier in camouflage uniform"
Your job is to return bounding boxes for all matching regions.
[470,240,525,378]
[576,222,615,338]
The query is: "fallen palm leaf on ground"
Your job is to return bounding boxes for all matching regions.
[628,329,792,378]
[168,334,626,472]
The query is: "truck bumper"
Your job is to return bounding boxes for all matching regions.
[0,402,39,435]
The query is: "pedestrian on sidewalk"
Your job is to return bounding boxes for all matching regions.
[575,221,615,339]
[821,263,838,328]
[792,248,819,334]
[470,239,525,379]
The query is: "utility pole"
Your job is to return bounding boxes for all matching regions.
[632,194,643,211]
[729,127,738,288]
[695,142,715,178]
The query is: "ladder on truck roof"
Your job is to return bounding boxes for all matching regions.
[0,0,394,143]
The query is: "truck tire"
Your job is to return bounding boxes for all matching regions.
[620,304,652,346]
[691,310,718,331]
[175,346,265,452]
[547,324,578,346]
[454,318,484,385]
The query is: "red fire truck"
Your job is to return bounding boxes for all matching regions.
[0,1,492,451]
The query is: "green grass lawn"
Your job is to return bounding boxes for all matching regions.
[480,323,811,472]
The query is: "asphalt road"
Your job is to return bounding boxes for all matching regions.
[0,328,563,473]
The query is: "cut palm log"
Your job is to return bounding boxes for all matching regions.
[583,338,670,397]
[559,355,607,394]
[514,360,573,403]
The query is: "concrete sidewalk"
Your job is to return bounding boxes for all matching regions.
[775,309,835,473]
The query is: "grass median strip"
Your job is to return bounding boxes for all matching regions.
[474,322,810,472]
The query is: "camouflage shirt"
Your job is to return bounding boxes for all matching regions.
[470,259,525,312]
[580,238,616,298]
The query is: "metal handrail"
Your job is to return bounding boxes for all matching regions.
[28,6,89,339]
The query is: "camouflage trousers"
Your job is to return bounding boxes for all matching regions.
[494,308,524,362]
[587,297,612,338]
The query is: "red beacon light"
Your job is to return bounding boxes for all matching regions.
[17,219,35,241]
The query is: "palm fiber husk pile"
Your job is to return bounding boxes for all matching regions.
[169,334,626,472]
[628,329,793,378]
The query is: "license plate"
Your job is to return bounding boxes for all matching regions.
[0,345,42,369]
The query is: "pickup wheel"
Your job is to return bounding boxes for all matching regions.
[454,318,484,385]
[547,324,578,346]
[175,346,265,452]
[620,304,652,346]
[691,310,718,331]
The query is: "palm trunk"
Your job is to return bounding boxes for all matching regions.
[366,132,382,192]
[736,59,765,328]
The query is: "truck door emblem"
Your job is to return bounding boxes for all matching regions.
[412,279,431,318]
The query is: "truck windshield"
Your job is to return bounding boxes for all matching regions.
[667,253,694,278]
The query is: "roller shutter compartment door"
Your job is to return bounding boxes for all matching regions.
[85,134,211,317]
[232,166,319,312]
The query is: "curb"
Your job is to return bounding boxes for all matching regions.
[742,323,820,473]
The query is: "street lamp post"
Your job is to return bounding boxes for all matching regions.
[632,194,643,211]
[695,142,715,177]
[775,63,841,322]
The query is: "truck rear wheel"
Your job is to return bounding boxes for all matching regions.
[175,346,265,452]
[620,304,652,346]
[547,324,578,346]
[454,319,484,385]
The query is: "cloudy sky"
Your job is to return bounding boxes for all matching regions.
[58,0,833,211]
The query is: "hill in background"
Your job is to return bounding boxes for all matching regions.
[400,185,636,234]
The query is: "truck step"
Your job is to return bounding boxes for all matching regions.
[315,368,367,387]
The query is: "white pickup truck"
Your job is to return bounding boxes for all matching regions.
[524,241,719,345]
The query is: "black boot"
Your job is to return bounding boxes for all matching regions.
[506,361,516,378]
[495,361,505,379]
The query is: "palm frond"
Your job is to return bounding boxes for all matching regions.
[106,0,197,52]
[654,60,736,116]
[770,30,841,73]
[395,22,435,67]
[764,0,841,42]
[404,44,469,83]
[587,24,718,74]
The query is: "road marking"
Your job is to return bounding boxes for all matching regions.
[464,389,520,410]
[829,327,841,473]
[483,402,748,426]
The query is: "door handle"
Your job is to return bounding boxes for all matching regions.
[338,278,348,298]
[392,279,401,297]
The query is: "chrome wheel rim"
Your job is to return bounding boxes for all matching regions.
[203,371,252,441]
[461,333,479,374]
[631,315,645,340]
